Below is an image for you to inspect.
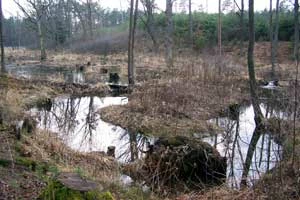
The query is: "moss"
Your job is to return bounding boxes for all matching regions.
[123,187,148,200]
[15,157,36,171]
[40,180,114,200]
[40,180,82,200]
[74,167,87,178]
[0,74,9,87]
[86,191,114,200]
[108,183,150,200]
[283,137,300,157]
[14,141,23,153]
[48,165,60,176]
[0,158,11,167]
[36,162,59,178]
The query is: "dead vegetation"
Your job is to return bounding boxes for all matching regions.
[101,53,249,137]
[0,41,300,199]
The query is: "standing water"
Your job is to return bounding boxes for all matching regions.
[203,104,284,188]
[31,96,150,162]
[31,96,285,188]
[6,64,86,84]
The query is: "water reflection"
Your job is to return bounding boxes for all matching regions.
[6,64,85,84]
[31,96,150,162]
[203,104,283,188]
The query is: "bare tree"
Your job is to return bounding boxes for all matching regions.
[0,0,4,73]
[165,0,174,68]
[247,0,263,126]
[218,0,222,57]
[294,0,299,60]
[234,0,245,54]
[14,0,51,61]
[269,0,274,75]
[189,0,193,46]
[141,0,158,51]
[241,0,265,186]
[64,0,72,40]
[128,0,139,85]
[86,0,93,38]
[270,0,280,80]
[72,0,87,38]
[292,0,299,165]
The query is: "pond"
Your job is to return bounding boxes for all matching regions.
[31,95,287,189]
[6,64,88,84]
[30,96,151,162]
[5,64,129,84]
[203,103,286,188]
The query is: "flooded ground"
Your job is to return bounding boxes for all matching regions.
[203,103,286,188]
[30,96,151,162]
[6,64,87,83]
[30,93,287,188]
[5,64,129,85]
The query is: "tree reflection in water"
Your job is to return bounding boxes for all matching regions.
[203,103,285,188]
[32,96,151,162]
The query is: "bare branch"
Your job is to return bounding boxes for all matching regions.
[13,0,37,24]
[234,0,242,12]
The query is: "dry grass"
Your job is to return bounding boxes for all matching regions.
[23,130,120,183]
[101,53,249,137]
[1,41,300,199]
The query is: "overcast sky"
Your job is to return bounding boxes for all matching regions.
[3,0,286,17]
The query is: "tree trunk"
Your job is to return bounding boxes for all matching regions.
[0,0,4,73]
[189,0,193,46]
[241,2,265,185]
[128,0,137,86]
[165,0,174,68]
[240,128,261,186]
[130,0,139,85]
[147,20,158,52]
[294,0,299,60]
[271,0,280,80]
[87,0,93,38]
[240,0,245,55]
[37,20,46,61]
[72,2,87,38]
[218,0,222,57]
[247,0,263,127]
[292,0,299,165]
[129,132,138,162]
[144,0,158,52]
[132,0,139,55]
[65,0,72,39]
